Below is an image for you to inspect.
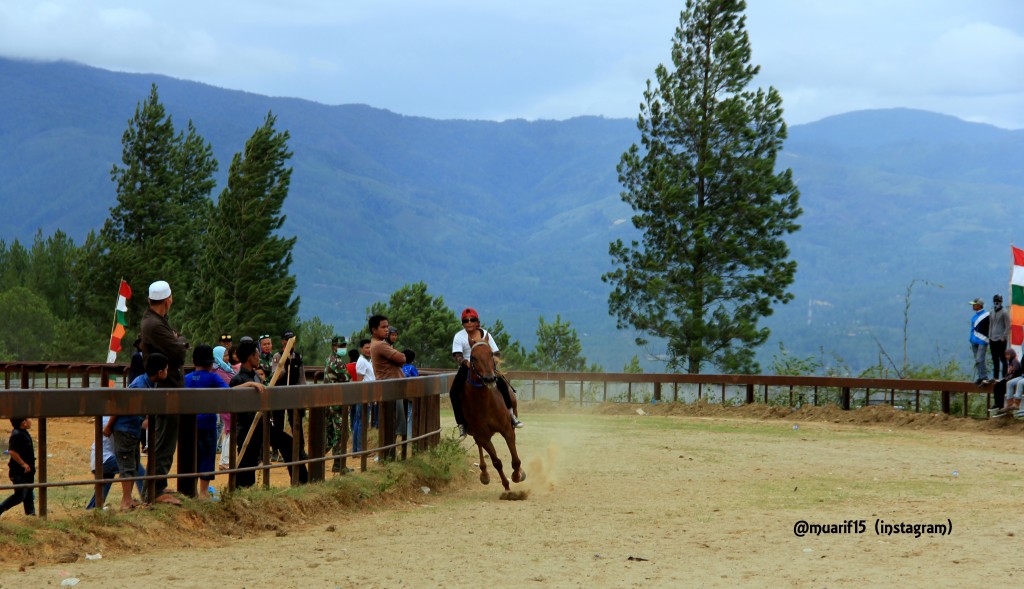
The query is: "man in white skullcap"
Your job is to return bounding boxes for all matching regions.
[139,280,188,504]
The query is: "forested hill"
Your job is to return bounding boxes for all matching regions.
[2,56,1023,372]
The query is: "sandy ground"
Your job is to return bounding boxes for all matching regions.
[3,405,1024,588]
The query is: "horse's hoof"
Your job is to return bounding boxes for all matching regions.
[512,470,526,483]
[480,472,490,485]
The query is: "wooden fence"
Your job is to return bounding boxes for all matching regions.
[504,371,996,416]
[0,362,446,518]
[0,362,998,518]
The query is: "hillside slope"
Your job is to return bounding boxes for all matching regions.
[3,57,1022,372]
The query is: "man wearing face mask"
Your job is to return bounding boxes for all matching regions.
[324,336,352,473]
[990,294,1011,381]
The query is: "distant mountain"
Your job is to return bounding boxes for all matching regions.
[2,56,1022,373]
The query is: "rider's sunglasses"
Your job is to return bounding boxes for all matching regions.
[462,317,478,324]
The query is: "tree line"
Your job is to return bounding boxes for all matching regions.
[0,85,598,371]
[0,84,297,363]
[3,1,807,376]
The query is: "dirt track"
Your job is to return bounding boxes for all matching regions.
[3,404,1024,588]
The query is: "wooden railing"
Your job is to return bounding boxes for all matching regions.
[0,362,447,518]
[0,361,996,518]
[0,362,992,414]
[504,371,994,416]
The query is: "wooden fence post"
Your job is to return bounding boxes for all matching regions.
[308,407,326,482]
[38,418,47,518]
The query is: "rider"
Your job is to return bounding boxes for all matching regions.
[450,307,523,438]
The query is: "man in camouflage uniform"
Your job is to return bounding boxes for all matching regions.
[257,334,274,385]
[257,333,280,461]
[324,336,351,473]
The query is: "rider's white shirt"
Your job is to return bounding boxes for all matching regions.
[451,328,499,358]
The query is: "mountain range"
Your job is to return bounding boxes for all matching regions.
[2,56,1023,373]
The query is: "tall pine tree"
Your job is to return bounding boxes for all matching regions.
[529,315,596,372]
[88,84,217,346]
[186,112,299,342]
[603,0,801,374]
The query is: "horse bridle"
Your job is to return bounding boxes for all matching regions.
[468,341,498,388]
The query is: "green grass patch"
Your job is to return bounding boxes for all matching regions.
[0,439,471,564]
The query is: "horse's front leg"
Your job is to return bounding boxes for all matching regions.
[477,442,490,485]
[479,437,510,491]
[501,429,526,484]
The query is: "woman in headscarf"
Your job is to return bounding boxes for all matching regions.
[212,345,236,469]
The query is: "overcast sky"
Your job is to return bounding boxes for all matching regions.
[2,0,1022,128]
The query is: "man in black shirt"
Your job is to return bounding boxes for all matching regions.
[232,340,308,487]
[231,341,267,488]
[1,418,36,517]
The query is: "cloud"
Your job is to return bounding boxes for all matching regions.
[921,23,1024,94]
[0,0,1021,127]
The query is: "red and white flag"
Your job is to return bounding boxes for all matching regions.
[106,280,131,364]
[1011,247,1024,357]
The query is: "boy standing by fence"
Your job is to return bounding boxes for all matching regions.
[108,353,169,509]
[0,417,36,517]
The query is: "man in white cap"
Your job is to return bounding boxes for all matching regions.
[140,280,188,504]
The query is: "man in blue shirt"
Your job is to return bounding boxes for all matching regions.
[106,353,167,510]
[185,345,228,500]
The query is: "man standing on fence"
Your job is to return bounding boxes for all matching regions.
[969,297,991,385]
[140,280,188,504]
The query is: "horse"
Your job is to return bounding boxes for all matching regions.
[462,338,526,493]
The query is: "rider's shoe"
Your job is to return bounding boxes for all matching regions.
[511,415,525,428]
[457,424,467,438]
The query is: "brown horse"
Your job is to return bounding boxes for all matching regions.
[462,338,526,492]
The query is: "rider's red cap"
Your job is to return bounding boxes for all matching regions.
[461,307,479,321]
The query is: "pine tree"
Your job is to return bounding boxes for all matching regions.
[489,319,531,370]
[529,315,595,372]
[188,112,299,342]
[90,84,217,340]
[27,229,78,321]
[603,0,801,374]
[0,286,58,360]
[295,316,337,367]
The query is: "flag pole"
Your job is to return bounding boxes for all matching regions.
[105,276,124,364]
